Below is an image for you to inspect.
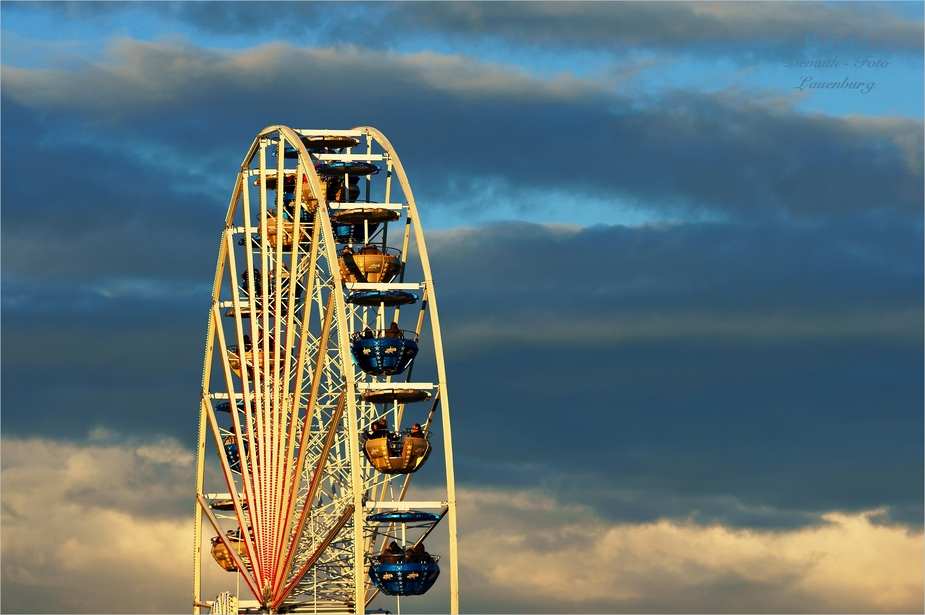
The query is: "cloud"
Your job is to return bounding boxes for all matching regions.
[0,435,212,613]
[1,38,605,113]
[454,488,924,613]
[18,2,922,57]
[418,220,922,526]
[3,438,921,614]
[3,218,920,526]
[395,2,925,58]
[426,219,923,347]
[3,38,921,223]
[1,8,921,613]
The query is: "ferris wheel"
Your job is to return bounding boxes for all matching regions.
[192,126,459,614]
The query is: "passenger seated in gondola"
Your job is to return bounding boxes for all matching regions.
[243,334,252,351]
[255,330,276,356]
[341,246,354,256]
[318,174,346,202]
[381,540,404,564]
[408,423,424,439]
[359,243,381,255]
[347,175,361,202]
[369,419,390,440]
[405,543,433,564]
[362,327,375,339]
[387,430,402,456]
[253,269,264,294]
[383,322,403,338]
[241,269,263,302]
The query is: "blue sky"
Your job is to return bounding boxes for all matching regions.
[1,2,923,613]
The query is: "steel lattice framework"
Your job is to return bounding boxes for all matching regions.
[193,126,458,614]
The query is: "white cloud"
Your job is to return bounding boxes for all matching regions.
[3,438,921,613]
[1,436,223,613]
[93,276,211,299]
[453,488,924,613]
[1,38,608,115]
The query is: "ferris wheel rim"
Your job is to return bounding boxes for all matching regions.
[194,125,458,614]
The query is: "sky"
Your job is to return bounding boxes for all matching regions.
[1,2,923,613]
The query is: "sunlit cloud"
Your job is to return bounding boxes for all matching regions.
[454,488,924,613]
[1,39,608,114]
[1,435,213,613]
[3,438,921,613]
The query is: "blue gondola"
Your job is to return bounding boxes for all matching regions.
[281,192,301,207]
[214,400,245,413]
[369,560,440,596]
[315,161,381,176]
[368,510,441,524]
[279,203,314,223]
[282,135,360,158]
[332,221,381,243]
[223,437,249,474]
[347,290,418,307]
[351,336,418,376]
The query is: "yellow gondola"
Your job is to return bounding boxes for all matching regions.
[363,434,431,474]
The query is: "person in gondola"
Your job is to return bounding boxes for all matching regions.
[383,322,403,338]
[257,328,275,351]
[369,419,390,440]
[242,269,263,310]
[387,428,402,457]
[243,334,252,351]
[347,175,361,202]
[359,243,381,255]
[381,540,404,564]
[331,178,346,202]
[408,423,424,439]
[362,327,374,339]
[406,542,430,563]
[341,245,354,256]
[241,269,262,295]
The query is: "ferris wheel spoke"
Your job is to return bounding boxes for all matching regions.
[276,391,345,596]
[198,494,261,596]
[273,503,356,611]
[209,302,265,580]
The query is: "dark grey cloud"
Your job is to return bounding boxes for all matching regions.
[1,295,206,444]
[394,1,924,56]
[3,39,921,227]
[1,30,920,546]
[7,214,919,531]
[420,219,923,528]
[1,100,223,282]
[14,1,921,58]
[430,217,923,333]
[2,8,922,612]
